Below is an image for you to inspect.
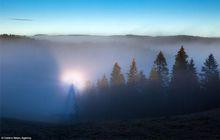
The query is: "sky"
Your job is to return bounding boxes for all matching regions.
[0,0,220,36]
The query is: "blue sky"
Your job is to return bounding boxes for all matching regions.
[0,0,220,36]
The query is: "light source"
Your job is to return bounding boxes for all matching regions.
[61,70,86,90]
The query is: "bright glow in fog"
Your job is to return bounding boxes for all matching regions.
[61,70,86,90]
[2,35,220,122]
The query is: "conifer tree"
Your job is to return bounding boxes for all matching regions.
[153,51,169,87]
[200,54,219,92]
[111,62,125,86]
[170,46,189,91]
[97,75,108,91]
[170,46,191,113]
[127,58,138,86]
[101,75,109,88]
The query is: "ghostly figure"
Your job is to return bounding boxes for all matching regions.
[66,84,78,119]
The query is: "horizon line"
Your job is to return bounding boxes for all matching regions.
[1,33,220,38]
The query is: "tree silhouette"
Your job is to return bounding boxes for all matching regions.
[153,51,169,88]
[97,75,109,90]
[170,46,190,113]
[127,58,138,86]
[200,54,219,92]
[170,46,189,91]
[110,62,125,86]
[79,51,220,121]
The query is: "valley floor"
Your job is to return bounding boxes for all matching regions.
[1,109,220,140]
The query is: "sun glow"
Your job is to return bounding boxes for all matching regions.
[61,70,86,90]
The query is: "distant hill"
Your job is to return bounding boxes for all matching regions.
[31,34,220,44]
[0,34,34,41]
[1,34,220,44]
[0,34,29,39]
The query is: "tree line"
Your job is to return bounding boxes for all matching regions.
[77,46,220,121]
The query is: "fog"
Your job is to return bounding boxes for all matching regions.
[1,35,220,122]
[37,35,220,81]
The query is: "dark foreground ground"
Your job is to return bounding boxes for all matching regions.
[1,109,220,140]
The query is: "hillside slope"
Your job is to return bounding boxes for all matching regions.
[1,108,220,139]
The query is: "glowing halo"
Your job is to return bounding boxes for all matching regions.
[61,70,86,90]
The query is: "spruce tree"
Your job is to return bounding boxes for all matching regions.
[170,46,190,113]
[101,75,109,89]
[200,54,219,92]
[154,51,169,88]
[170,46,189,91]
[111,62,125,86]
[127,58,138,86]
[97,75,109,90]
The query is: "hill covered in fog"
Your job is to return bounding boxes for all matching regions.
[33,34,220,44]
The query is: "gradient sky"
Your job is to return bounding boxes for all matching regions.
[0,0,220,36]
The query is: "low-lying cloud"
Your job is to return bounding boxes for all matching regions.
[10,18,33,21]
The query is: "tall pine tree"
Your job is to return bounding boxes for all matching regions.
[170,46,189,91]
[111,62,125,86]
[97,75,109,89]
[170,46,191,113]
[127,58,138,86]
[153,51,169,88]
[200,54,219,92]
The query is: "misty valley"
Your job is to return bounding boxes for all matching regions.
[1,0,220,139]
[1,34,220,139]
